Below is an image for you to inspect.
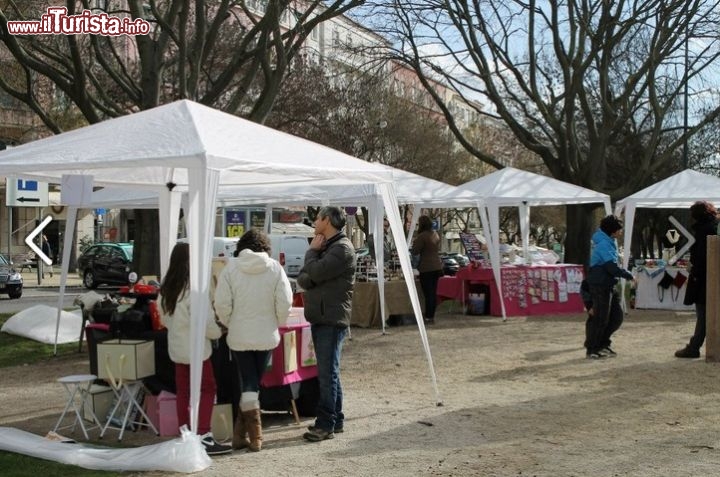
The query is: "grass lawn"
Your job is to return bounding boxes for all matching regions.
[0,313,79,368]
[0,313,123,476]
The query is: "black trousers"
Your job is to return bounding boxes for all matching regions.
[688,302,707,351]
[211,336,242,421]
[419,270,442,319]
[585,286,624,354]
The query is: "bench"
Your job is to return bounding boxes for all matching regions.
[12,253,37,272]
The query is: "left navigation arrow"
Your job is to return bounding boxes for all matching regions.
[25,215,53,265]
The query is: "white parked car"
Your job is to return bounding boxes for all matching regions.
[176,237,238,258]
[268,234,310,277]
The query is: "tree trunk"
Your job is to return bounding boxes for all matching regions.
[564,204,600,271]
[133,209,160,279]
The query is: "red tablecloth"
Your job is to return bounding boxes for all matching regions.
[439,265,585,317]
[260,309,318,388]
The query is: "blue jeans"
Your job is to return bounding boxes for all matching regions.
[232,350,271,393]
[311,324,347,431]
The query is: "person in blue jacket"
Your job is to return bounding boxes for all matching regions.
[585,215,634,359]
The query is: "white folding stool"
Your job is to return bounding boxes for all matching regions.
[100,379,158,441]
[53,374,100,440]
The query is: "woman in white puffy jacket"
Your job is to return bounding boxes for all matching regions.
[214,229,293,452]
[158,243,230,455]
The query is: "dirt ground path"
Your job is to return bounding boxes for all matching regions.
[3,308,720,476]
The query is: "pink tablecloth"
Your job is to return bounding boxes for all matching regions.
[260,311,318,388]
[440,265,585,317]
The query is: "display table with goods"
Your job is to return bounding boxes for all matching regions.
[632,259,694,311]
[259,308,319,420]
[350,253,423,327]
[438,263,585,317]
[350,279,424,328]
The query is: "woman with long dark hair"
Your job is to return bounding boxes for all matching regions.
[158,242,231,455]
[411,215,444,324]
[214,229,293,451]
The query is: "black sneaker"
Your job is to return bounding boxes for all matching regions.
[601,347,617,357]
[200,432,233,455]
[303,427,335,442]
[307,423,344,434]
[586,352,605,360]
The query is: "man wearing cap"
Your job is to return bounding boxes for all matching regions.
[585,215,634,359]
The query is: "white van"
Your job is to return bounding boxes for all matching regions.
[268,234,310,277]
[177,237,238,258]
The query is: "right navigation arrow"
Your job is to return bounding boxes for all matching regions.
[667,215,695,266]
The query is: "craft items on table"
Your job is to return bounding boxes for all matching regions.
[633,262,694,310]
[441,264,584,317]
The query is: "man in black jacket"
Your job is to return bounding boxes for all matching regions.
[297,206,355,442]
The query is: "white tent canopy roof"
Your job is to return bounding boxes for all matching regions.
[615,169,720,272]
[88,165,479,209]
[0,100,394,186]
[615,169,720,211]
[455,167,612,208]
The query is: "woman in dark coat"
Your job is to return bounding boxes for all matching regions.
[675,201,719,358]
[411,216,444,324]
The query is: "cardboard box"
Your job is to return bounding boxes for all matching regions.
[144,390,179,437]
[82,384,114,424]
[97,339,155,381]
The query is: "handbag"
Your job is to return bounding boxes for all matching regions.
[657,270,674,302]
[670,271,687,302]
[411,254,421,269]
[658,271,674,289]
[673,271,687,289]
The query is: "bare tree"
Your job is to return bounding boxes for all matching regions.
[0,0,364,275]
[367,0,720,265]
[265,59,484,240]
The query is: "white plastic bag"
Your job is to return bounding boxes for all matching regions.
[0,426,211,473]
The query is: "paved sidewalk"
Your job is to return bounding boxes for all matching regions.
[19,267,83,289]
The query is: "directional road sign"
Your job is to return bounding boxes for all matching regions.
[5,178,49,207]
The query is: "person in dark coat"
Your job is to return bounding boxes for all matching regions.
[297,206,355,442]
[674,201,720,358]
[411,216,444,324]
[41,234,53,278]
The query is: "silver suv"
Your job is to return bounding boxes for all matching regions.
[0,254,23,299]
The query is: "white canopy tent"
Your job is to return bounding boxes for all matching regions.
[450,167,613,319]
[0,100,442,464]
[193,167,482,332]
[614,169,720,271]
[89,167,482,331]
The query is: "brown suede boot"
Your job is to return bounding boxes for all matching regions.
[243,409,262,452]
[232,408,249,449]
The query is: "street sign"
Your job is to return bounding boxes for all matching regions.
[25,215,53,265]
[5,178,49,207]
